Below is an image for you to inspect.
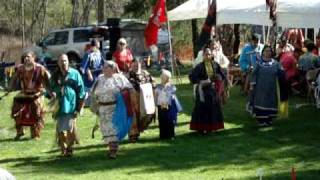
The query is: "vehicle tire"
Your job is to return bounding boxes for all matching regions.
[67,53,80,69]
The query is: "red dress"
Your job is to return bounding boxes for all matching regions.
[112,49,133,72]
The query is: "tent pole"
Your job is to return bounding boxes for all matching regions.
[167,20,174,77]
[314,28,316,43]
[263,25,266,44]
[305,28,308,40]
[266,26,270,44]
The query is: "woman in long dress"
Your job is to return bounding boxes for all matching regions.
[92,61,134,158]
[250,45,286,126]
[189,48,225,134]
[155,69,178,139]
[127,59,155,142]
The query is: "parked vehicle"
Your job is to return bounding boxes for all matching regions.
[24,19,148,69]
[24,26,109,68]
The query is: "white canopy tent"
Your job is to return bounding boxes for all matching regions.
[276,0,320,28]
[168,0,320,29]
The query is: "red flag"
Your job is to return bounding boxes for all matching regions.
[144,0,167,47]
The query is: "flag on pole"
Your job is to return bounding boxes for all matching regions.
[266,0,277,52]
[196,0,217,53]
[266,0,277,21]
[144,0,167,47]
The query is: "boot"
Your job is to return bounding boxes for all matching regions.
[14,125,25,140]
[108,142,118,159]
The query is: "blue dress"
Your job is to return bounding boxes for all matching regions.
[251,59,285,119]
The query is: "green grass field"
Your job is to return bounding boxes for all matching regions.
[1,70,320,180]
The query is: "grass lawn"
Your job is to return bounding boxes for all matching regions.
[0,68,320,180]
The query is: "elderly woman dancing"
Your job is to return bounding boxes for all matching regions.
[92,61,134,159]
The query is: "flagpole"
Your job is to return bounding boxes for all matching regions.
[165,5,181,84]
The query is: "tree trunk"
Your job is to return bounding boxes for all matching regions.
[191,19,198,58]
[97,0,104,23]
[71,0,80,26]
[78,0,95,25]
[21,0,25,48]
[41,0,48,38]
[31,1,36,42]
[26,1,45,40]
[217,25,234,57]
[233,24,240,56]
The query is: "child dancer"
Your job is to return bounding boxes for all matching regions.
[155,69,180,139]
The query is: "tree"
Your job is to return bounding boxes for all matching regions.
[97,0,104,23]
[70,0,80,26]
[20,0,25,48]
[79,0,96,25]
[41,0,48,37]
[27,0,47,42]
[105,0,130,18]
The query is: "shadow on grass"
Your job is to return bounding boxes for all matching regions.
[243,169,320,180]
[147,121,190,131]
[5,116,320,177]
[0,157,39,164]
[1,82,320,178]
[0,137,31,143]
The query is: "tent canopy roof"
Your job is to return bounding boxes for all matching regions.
[168,0,320,28]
